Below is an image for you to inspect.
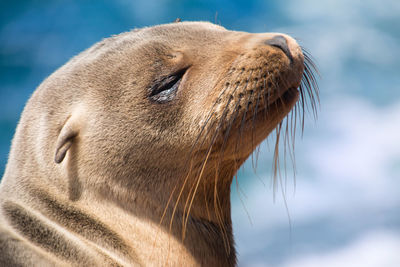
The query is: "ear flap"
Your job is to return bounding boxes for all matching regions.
[54,117,80,164]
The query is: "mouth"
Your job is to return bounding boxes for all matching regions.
[280,87,300,105]
[242,86,299,124]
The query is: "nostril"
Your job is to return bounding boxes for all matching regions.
[264,36,293,63]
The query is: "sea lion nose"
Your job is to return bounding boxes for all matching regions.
[264,36,293,63]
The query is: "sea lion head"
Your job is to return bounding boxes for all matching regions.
[4,20,318,241]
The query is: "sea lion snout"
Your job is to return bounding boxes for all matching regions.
[216,32,305,111]
[240,33,305,89]
[263,34,304,88]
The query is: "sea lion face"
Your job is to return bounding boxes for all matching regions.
[38,21,318,203]
[79,22,309,173]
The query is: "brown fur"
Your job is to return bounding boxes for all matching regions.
[0,21,317,266]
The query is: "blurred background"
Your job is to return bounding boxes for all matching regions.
[1,0,399,266]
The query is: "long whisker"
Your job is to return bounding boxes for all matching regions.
[269,45,319,198]
[182,94,234,240]
[218,99,241,165]
[182,75,246,228]
[164,68,246,233]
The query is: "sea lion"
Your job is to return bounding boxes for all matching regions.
[0,21,318,266]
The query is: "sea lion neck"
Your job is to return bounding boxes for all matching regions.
[93,155,238,225]
[91,159,237,266]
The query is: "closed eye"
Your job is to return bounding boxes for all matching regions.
[149,68,188,103]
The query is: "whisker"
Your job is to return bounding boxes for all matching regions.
[182,85,238,218]
[182,94,234,246]
[164,68,247,233]
[268,45,319,199]
[218,99,242,166]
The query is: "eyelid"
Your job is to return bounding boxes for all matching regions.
[149,67,188,103]
[150,68,187,96]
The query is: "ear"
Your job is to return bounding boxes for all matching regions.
[54,116,80,164]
